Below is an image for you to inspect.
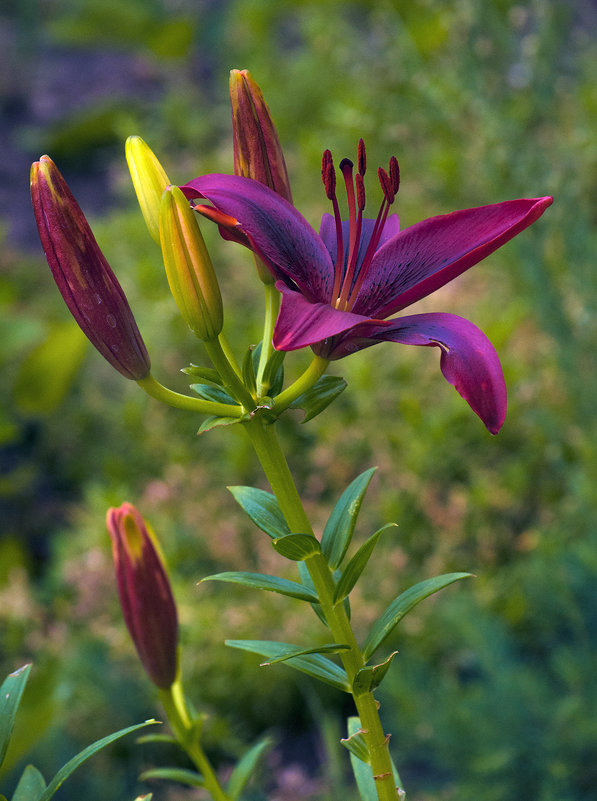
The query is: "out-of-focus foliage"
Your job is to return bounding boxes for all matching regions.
[1,1,595,800]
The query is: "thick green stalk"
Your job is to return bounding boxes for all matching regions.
[244,419,399,801]
[159,680,230,801]
[137,373,243,417]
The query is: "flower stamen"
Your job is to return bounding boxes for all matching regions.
[322,150,345,304]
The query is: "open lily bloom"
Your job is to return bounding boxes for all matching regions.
[181,141,552,434]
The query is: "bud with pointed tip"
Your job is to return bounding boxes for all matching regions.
[229,69,292,203]
[107,503,178,689]
[159,185,223,340]
[125,136,171,244]
[31,155,150,380]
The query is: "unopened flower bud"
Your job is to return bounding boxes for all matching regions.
[229,69,292,203]
[107,503,178,689]
[31,156,150,380]
[159,185,223,340]
[125,136,171,244]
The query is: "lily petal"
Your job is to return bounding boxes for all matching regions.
[327,312,506,434]
[181,174,334,302]
[353,197,553,318]
[273,282,376,351]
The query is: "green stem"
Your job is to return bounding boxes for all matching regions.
[137,373,243,417]
[204,338,255,410]
[272,355,330,414]
[159,681,230,801]
[243,420,399,801]
[256,283,281,394]
[218,331,242,377]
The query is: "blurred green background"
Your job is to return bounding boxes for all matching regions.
[1,1,596,800]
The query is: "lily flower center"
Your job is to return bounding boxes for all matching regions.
[321,139,399,311]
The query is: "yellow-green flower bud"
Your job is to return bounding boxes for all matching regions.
[159,185,223,340]
[126,136,171,244]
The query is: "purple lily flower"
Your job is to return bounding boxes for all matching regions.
[181,141,552,434]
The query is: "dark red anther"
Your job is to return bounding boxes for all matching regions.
[389,156,400,195]
[378,166,394,204]
[321,150,336,200]
[358,139,367,176]
[355,173,366,212]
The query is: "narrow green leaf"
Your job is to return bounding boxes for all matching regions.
[262,350,285,396]
[242,346,257,396]
[190,383,237,404]
[200,571,318,602]
[136,733,177,745]
[321,468,377,569]
[227,737,272,801]
[139,767,204,787]
[272,533,321,561]
[228,486,290,539]
[352,652,397,697]
[11,764,46,801]
[363,573,472,660]
[341,725,370,764]
[289,375,347,422]
[38,720,158,801]
[333,524,396,604]
[181,365,223,384]
[226,640,351,692]
[346,718,378,801]
[0,664,31,768]
[258,643,350,665]
[197,416,241,435]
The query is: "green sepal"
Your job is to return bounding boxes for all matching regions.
[363,572,472,660]
[190,383,237,405]
[226,640,351,692]
[242,346,258,396]
[257,642,351,665]
[272,533,321,561]
[352,652,397,697]
[0,664,31,768]
[333,524,396,604]
[11,764,46,801]
[139,767,204,787]
[340,725,370,764]
[197,415,242,435]
[37,720,158,801]
[181,364,223,384]
[321,467,377,569]
[289,375,347,422]
[200,571,318,602]
[227,737,272,801]
[228,486,290,539]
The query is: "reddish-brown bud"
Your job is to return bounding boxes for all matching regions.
[229,69,292,203]
[31,156,150,380]
[107,503,178,689]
